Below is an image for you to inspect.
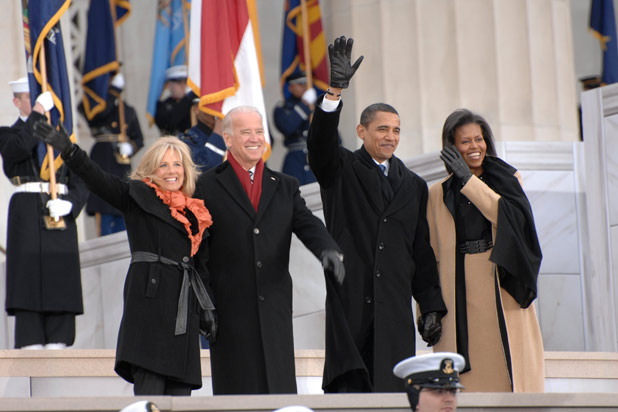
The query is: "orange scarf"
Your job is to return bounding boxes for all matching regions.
[143,180,213,256]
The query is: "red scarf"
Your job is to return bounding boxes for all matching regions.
[143,180,213,256]
[227,151,263,211]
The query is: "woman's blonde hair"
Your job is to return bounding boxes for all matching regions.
[130,136,199,196]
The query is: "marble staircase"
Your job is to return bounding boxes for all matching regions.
[0,350,617,411]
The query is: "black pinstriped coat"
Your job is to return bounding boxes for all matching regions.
[196,162,340,394]
[307,98,447,392]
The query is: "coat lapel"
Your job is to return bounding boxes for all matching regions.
[384,173,416,216]
[255,168,279,223]
[352,158,385,212]
[216,163,257,219]
[129,182,187,235]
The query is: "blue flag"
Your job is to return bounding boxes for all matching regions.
[146,0,190,126]
[590,0,618,85]
[22,0,73,180]
[82,0,120,121]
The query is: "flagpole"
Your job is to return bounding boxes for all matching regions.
[183,0,197,127]
[110,0,130,164]
[300,0,313,89]
[39,40,65,229]
[182,0,190,64]
[38,42,58,203]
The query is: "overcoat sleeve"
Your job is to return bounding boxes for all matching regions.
[290,178,341,259]
[63,145,131,212]
[412,181,447,316]
[0,120,38,164]
[306,95,343,188]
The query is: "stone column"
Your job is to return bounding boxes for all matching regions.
[320,0,579,156]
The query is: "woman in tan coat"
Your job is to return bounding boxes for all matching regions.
[427,109,544,392]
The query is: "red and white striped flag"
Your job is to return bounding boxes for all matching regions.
[188,0,270,157]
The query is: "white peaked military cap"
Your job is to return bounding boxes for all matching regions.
[165,64,188,81]
[393,352,466,389]
[118,400,160,412]
[9,77,29,94]
[273,406,315,412]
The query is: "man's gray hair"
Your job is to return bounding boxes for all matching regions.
[222,106,263,135]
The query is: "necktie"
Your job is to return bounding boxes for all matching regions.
[379,164,387,176]
[248,170,254,183]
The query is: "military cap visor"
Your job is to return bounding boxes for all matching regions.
[393,352,466,389]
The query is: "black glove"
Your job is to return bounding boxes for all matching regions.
[32,119,74,158]
[199,309,218,344]
[440,146,472,184]
[321,249,345,285]
[417,311,442,347]
[328,36,364,89]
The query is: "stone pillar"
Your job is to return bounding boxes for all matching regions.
[320,0,579,156]
[581,84,618,352]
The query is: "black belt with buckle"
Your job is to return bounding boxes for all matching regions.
[460,239,493,254]
[10,176,41,185]
[11,176,68,185]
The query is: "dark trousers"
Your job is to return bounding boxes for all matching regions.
[132,366,192,396]
[14,310,75,348]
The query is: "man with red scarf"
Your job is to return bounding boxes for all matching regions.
[195,106,344,395]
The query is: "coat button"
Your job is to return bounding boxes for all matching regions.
[253,228,260,235]
[256,261,262,268]
[376,271,381,278]
[383,218,387,223]
[259,295,265,301]
[378,242,384,250]
[151,278,157,284]
[365,297,372,304]
[182,256,189,263]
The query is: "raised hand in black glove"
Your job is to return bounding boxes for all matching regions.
[328,36,364,89]
[417,311,442,347]
[32,118,74,158]
[200,309,218,344]
[440,146,472,185]
[321,249,345,285]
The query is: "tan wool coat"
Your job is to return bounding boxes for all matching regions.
[427,173,545,392]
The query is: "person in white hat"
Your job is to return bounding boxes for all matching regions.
[0,77,88,350]
[393,352,465,412]
[77,72,144,236]
[155,64,192,135]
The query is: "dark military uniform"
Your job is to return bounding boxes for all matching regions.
[0,114,88,348]
[178,121,226,173]
[273,96,316,185]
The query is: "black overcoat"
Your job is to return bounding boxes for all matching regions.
[307,99,447,392]
[64,146,207,388]
[0,117,87,316]
[195,162,340,394]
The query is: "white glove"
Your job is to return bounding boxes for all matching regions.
[302,88,317,105]
[118,142,134,157]
[47,198,73,218]
[111,73,125,89]
[35,91,54,112]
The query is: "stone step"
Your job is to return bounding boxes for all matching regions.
[0,350,617,398]
[2,393,618,412]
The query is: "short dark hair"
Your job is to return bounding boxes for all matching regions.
[360,103,399,127]
[441,108,496,156]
